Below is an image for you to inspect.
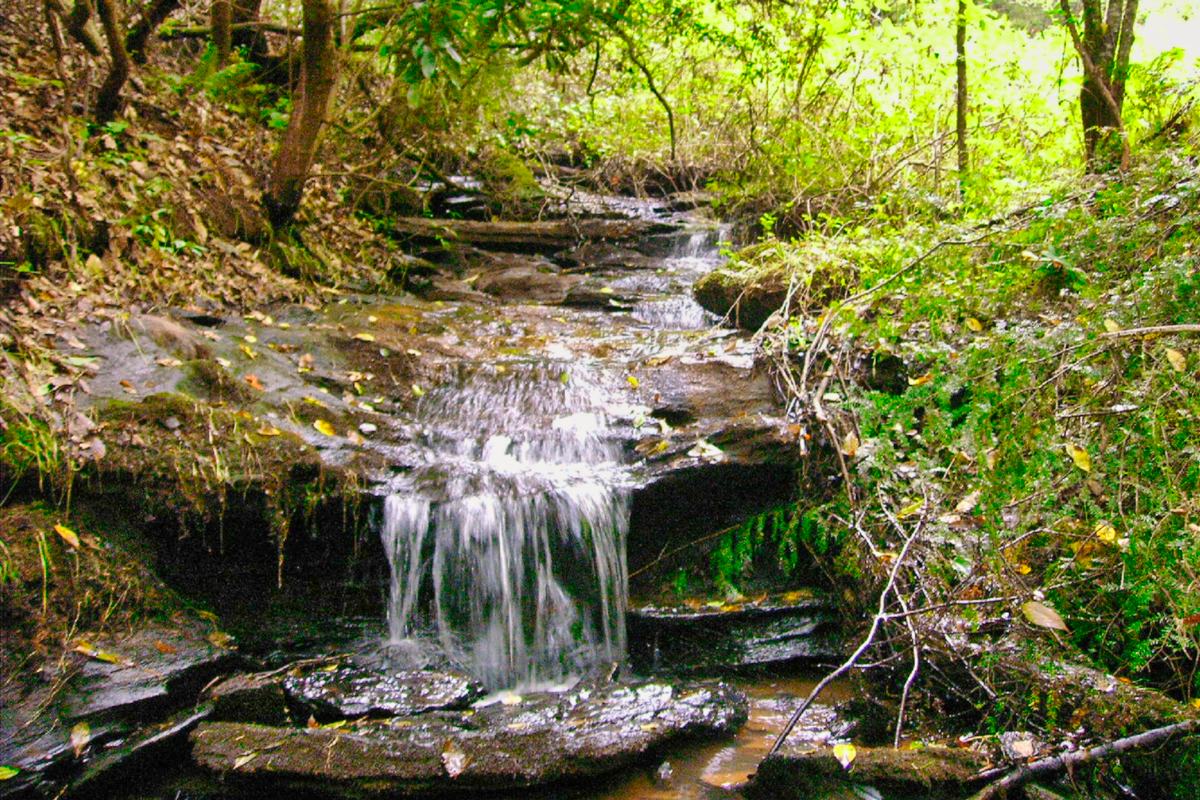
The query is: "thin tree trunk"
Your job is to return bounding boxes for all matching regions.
[126,0,182,63]
[45,0,103,55]
[211,0,232,66]
[955,0,969,191]
[263,0,338,229]
[94,0,132,123]
[1060,0,1136,170]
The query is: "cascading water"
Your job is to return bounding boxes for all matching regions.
[379,219,731,691]
[381,362,630,690]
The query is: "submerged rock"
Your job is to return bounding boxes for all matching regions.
[190,680,748,796]
[282,664,483,720]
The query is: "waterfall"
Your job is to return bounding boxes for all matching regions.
[381,362,629,690]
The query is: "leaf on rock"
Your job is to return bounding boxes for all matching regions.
[70,722,90,758]
[54,524,80,549]
[312,420,336,437]
[442,741,469,778]
[626,375,640,389]
[833,742,857,769]
[1022,600,1068,631]
[1067,444,1091,473]
[73,640,130,666]
[256,426,282,437]
[243,374,265,391]
[207,630,235,649]
[233,752,257,770]
[0,766,18,780]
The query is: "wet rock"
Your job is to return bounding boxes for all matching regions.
[628,596,841,673]
[282,664,482,720]
[693,268,787,331]
[561,284,635,309]
[474,266,582,304]
[190,681,747,796]
[207,673,289,725]
[750,744,991,799]
[385,217,677,256]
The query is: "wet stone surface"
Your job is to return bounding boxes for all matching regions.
[282,663,483,721]
[190,680,749,797]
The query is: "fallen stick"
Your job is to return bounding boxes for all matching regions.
[967,718,1200,800]
[1101,323,1200,339]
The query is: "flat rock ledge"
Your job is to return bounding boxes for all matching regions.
[190,681,747,797]
[750,744,991,800]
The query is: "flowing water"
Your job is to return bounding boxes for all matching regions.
[379,220,731,691]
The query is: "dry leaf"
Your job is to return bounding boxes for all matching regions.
[243,374,265,391]
[73,640,130,665]
[119,380,137,394]
[153,640,177,655]
[1093,521,1117,545]
[1103,318,1121,333]
[207,630,235,649]
[442,741,469,778]
[70,722,90,758]
[54,524,80,549]
[256,426,282,437]
[353,332,376,342]
[312,420,336,437]
[841,431,860,458]
[908,372,933,387]
[233,752,257,769]
[1167,348,1187,372]
[955,491,980,514]
[1022,600,1068,631]
[832,742,857,769]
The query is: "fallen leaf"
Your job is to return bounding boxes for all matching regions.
[626,375,640,389]
[841,431,860,458]
[312,420,336,437]
[1103,318,1122,333]
[965,317,983,332]
[73,640,130,665]
[307,716,319,729]
[442,741,469,778]
[1022,600,1068,631]
[119,380,137,394]
[207,630,235,649]
[54,524,80,549]
[243,374,265,391]
[153,640,177,655]
[243,335,257,344]
[353,332,376,342]
[1093,521,1117,545]
[833,742,857,769]
[0,766,18,780]
[1167,348,1187,372]
[1067,444,1091,473]
[908,372,933,387]
[955,491,980,514]
[411,384,425,398]
[256,426,282,437]
[896,499,924,520]
[233,752,257,769]
[71,722,90,758]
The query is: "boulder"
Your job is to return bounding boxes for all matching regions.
[750,744,991,799]
[282,664,482,721]
[208,672,289,725]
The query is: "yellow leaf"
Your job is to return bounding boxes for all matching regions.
[73,640,130,665]
[1191,699,1200,710]
[907,372,933,387]
[54,524,80,549]
[238,343,258,360]
[71,722,90,758]
[353,332,376,342]
[1016,563,1032,575]
[243,335,257,344]
[1067,444,1091,473]
[832,743,857,769]
[1093,521,1117,545]
[411,384,425,397]
[965,317,983,332]
[1022,600,1068,631]
[626,375,640,389]
[0,766,19,780]
[896,499,924,520]
[256,426,282,437]
[841,431,859,458]
[1103,318,1122,333]
[322,719,348,730]
[207,630,235,649]
[1167,348,1187,372]
[312,420,336,437]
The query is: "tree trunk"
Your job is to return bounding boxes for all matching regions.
[126,0,182,63]
[44,0,103,55]
[1060,0,1139,170]
[211,0,232,66]
[263,0,338,229]
[955,0,969,191]
[94,0,132,124]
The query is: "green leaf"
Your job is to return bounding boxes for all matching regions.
[0,766,19,780]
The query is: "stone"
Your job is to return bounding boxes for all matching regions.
[750,744,991,800]
[282,664,482,720]
[191,681,748,797]
[208,673,289,725]
[474,266,581,304]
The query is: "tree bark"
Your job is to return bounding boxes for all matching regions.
[1060,0,1139,170]
[94,0,132,124]
[263,0,338,229]
[211,0,232,66]
[44,0,103,55]
[126,0,182,63]
[955,0,969,191]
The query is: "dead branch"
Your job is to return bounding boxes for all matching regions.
[1101,323,1200,339]
[968,718,1200,800]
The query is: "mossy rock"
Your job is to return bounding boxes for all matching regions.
[694,240,856,330]
[751,744,989,799]
[477,146,545,216]
[179,358,257,403]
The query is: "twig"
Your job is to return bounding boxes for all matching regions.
[968,718,1200,800]
[766,507,924,757]
[1100,324,1200,339]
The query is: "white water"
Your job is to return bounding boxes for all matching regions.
[380,221,730,691]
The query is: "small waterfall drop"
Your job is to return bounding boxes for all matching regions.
[381,362,629,690]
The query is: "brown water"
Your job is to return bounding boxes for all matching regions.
[577,674,850,800]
